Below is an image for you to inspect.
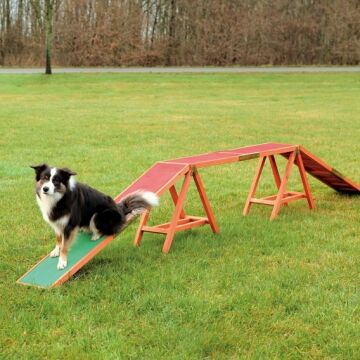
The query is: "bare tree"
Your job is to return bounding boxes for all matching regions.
[30,0,59,74]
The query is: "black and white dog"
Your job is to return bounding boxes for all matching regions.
[31,164,159,270]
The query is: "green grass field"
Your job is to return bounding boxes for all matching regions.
[0,73,359,359]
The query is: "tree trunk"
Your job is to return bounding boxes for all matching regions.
[165,0,176,66]
[45,0,54,74]
[0,1,5,65]
[150,0,161,49]
[5,0,10,31]
[3,0,10,63]
[17,0,24,33]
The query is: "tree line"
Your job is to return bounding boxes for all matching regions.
[1,0,359,68]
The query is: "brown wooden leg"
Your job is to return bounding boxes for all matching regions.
[169,185,186,219]
[296,152,315,209]
[134,210,150,247]
[193,170,220,234]
[162,171,192,253]
[269,155,281,189]
[269,155,288,206]
[270,151,296,220]
[243,156,267,215]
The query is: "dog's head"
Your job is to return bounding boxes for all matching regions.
[30,164,77,198]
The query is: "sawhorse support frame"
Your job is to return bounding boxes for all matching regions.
[134,149,315,253]
[134,167,220,253]
[243,149,314,220]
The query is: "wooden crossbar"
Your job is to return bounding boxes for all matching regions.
[250,192,307,205]
[142,216,209,233]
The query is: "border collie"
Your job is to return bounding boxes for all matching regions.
[31,164,159,270]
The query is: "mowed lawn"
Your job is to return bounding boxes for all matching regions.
[0,73,359,359]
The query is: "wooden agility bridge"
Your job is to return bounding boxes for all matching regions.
[17,143,359,288]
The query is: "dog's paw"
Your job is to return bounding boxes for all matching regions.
[91,233,101,241]
[57,257,67,270]
[50,246,60,258]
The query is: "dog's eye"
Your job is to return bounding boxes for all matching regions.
[43,175,50,180]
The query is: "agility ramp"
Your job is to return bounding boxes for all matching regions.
[17,162,189,288]
[17,143,359,288]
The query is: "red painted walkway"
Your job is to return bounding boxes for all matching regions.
[117,143,359,199]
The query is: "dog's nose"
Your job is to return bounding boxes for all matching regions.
[43,186,49,193]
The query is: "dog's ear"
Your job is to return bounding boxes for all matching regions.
[30,163,48,181]
[30,163,48,175]
[59,167,77,178]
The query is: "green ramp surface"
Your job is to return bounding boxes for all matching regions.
[17,232,108,288]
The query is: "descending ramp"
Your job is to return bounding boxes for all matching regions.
[299,146,360,193]
[17,143,359,288]
[17,232,112,288]
[279,146,360,193]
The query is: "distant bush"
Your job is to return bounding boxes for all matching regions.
[1,0,359,67]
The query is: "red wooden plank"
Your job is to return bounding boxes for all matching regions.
[165,152,241,166]
[114,162,189,202]
[219,142,291,155]
[163,143,291,167]
[295,147,360,193]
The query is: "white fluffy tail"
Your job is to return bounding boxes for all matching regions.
[141,191,160,207]
[117,191,159,217]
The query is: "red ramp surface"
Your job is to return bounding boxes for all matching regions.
[115,162,189,202]
[165,143,294,167]
[298,147,360,193]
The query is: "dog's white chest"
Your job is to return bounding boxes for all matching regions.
[50,215,70,235]
[36,194,69,234]
[36,194,53,222]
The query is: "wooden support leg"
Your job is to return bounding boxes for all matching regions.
[243,156,267,215]
[269,155,281,189]
[296,152,315,210]
[193,169,220,234]
[270,151,296,220]
[134,210,150,247]
[162,171,192,253]
[269,155,288,206]
[169,185,186,219]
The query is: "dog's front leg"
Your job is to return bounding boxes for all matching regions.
[57,226,78,270]
[50,233,62,257]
